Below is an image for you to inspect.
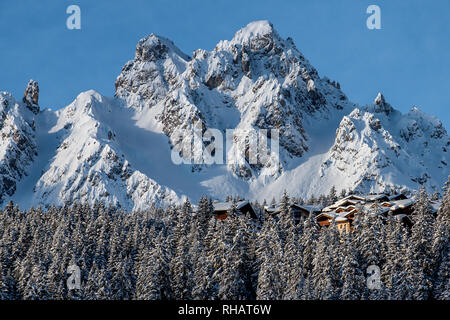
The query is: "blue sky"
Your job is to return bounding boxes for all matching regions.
[0,0,449,129]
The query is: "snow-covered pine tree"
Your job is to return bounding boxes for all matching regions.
[340,234,364,300]
[311,227,336,300]
[389,230,411,300]
[256,217,282,299]
[281,211,304,300]
[231,215,253,299]
[308,194,317,205]
[405,187,435,300]
[328,186,338,205]
[135,246,151,299]
[170,213,193,299]
[278,190,292,246]
[431,177,450,299]
[356,212,384,299]
[270,197,277,208]
[327,220,343,292]
[431,244,449,300]
[301,212,320,280]
[218,215,251,299]
[318,194,328,207]
[381,213,413,300]
[193,217,219,299]
[196,197,213,240]
[147,232,171,299]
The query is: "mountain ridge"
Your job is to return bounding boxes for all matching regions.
[1,20,448,210]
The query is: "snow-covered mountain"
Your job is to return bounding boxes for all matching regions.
[1,21,449,210]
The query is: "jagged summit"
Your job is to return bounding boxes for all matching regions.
[134,33,190,62]
[231,20,276,43]
[23,79,39,114]
[369,92,394,115]
[114,33,189,109]
[374,92,385,105]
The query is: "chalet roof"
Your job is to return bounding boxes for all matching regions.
[295,204,323,213]
[342,194,366,202]
[265,203,322,215]
[317,212,337,219]
[334,205,356,211]
[380,201,392,207]
[264,205,277,214]
[389,199,416,211]
[213,200,249,212]
[341,209,358,217]
[324,195,365,210]
[319,206,383,222]
[362,203,391,214]
[365,194,389,202]
[388,194,408,201]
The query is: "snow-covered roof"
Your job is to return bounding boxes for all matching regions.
[317,212,337,219]
[388,194,408,201]
[265,203,322,214]
[389,199,416,211]
[340,209,358,217]
[213,200,249,212]
[335,205,356,212]
[318,210,355,222]
[365,194,389,201]
[342,195,366,202]
[295,204,323,213]
[380,201,392,206]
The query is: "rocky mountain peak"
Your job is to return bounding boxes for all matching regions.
[134,33,190,62]
[374,92,385,105]
[231,20,276,44]
[23,79,39,114]
[115,34,190,109]
[372,92,393,115]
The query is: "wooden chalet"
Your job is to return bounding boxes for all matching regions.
[316,193,416,233]
[322,195,365,213]
[317,209,357,233]
[212,200,257,220]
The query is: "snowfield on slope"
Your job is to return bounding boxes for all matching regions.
[1,20,449,209]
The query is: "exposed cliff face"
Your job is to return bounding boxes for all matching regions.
[115,21,355,180]
[115,34,190,110]
[317,94,449,196]
[0,89,38,204]
[0,21,448,209]
[28,91,183,210]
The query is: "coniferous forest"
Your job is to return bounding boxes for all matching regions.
[0,185,448,300]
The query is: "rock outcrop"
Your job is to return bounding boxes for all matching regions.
[23,80,40,114]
